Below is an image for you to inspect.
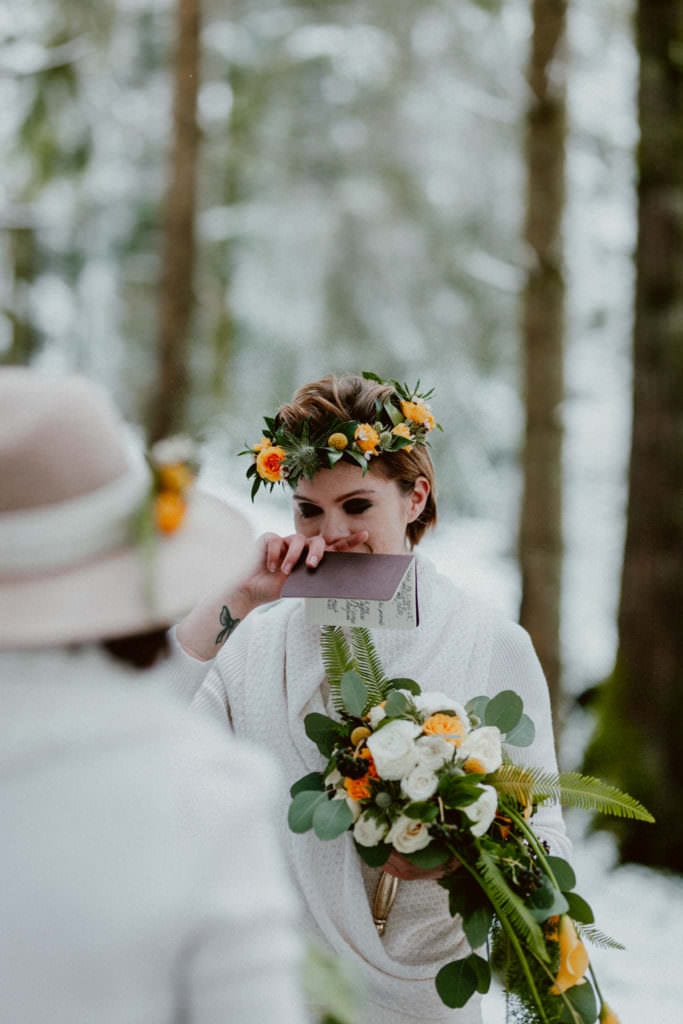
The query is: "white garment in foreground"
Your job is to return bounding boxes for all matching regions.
[0,646,307,1024]
[185,555,571,1024]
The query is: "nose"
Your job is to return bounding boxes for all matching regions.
[321,509,351,547]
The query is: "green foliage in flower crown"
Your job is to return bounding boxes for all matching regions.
[241,370,441,499]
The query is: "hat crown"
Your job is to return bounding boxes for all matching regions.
[0,370,130,514]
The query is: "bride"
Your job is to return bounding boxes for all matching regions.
[174,371,570,1024]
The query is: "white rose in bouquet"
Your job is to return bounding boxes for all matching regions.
[400,763,439,801]
[415,692,471,726]
[366,719,421,780]
[458,726,503,774]
[415,734,455,770]
[353,812,389,847]
[386,814,432,853]
[463,784,498,837]
[368,704,387,728]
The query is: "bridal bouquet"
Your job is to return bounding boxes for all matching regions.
[288,627,653,1024]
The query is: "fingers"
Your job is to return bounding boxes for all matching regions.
[259,532,327,576]
[327,530,369,553]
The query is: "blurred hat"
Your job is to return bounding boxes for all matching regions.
[0,368,255,650]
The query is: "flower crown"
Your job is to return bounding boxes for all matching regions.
[242,371,441,499]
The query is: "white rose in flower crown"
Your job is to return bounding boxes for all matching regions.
[463,784,498,838]
[400,763,439,801]
[366,719,421,780]
[353,812,389,847]
[458,726,503,774]
[415,692,471,726]
[367,703,387,728]
[386,814,432,853]
[415,734,455,770]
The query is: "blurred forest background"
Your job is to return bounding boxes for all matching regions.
[1,0,682,873]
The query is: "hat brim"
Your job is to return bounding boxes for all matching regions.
[0,491,256,650]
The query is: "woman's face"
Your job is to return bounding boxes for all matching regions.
[292,460,429,555]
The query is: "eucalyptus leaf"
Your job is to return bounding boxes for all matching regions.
[547,856,576,892]
[529,884,568,922]
[484,690,523,733]
[557,978,598,1024]
[504,713,536,747]
[435,956,482,1009]
[290,772,325,797]
[462,904,494,950]
[384,690,410,717]
[312,797,355,840]
[565,892,595,924]
[304,713,342,757]
[384,677,422,696]
[288,790,328,833]
[341,670,369,717]
[466,696,489,723]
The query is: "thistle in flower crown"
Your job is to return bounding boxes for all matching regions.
[241,371,441,500]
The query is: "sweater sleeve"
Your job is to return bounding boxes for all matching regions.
[488,618,572,862]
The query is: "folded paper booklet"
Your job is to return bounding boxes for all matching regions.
[281,552,419,629]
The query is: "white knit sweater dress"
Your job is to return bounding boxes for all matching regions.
[185,555,571,1024]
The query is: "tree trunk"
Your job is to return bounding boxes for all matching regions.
[150,0,201,442]
[518,0,568,730]
[583,0,683,870]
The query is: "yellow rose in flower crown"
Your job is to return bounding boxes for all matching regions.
[252,436,272,453]
[354,423,380,455]
[391,422,414,450]
[550,915,590,994]
[400,398,436,431]
[256,444,286,483]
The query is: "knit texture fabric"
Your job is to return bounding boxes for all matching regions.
[191,555,570,1024]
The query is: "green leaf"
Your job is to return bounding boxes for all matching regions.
[547,856,576,892]
[349,628,388,706]
[384,689,410,717]
[475,848,549,962]
[304,713,342,757]
[576,924,625,950]
[484,690,523,733]
[384,677,421,696]
[435,954,489,1008]
[529,883,568,922]
[438,773,486,808]
[403,801,440,822]
[312,797,355,840]
[340,670,369,717]
[463,904,494,950]
[402,842,450,868]
[353,840,392,867]
[288,790,328,833]
[557,979,598,1024]
[565,892,595,924]
[465,696,489,724]
[320,626,353,713]
[504,713,536,747]
[290,772,325,797]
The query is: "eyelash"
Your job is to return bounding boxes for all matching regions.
[296,501,372,519]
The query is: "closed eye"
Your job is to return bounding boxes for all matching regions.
[296,502,322,519]
[342,500,372,515]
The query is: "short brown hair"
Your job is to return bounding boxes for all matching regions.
[276,373,437,547]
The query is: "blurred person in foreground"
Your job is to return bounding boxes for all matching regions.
[173,371,571,1024]
[0,368,307,1024]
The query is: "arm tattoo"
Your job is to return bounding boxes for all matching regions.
[215,605,241,645]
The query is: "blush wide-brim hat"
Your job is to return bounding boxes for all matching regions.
[0,368,256,650]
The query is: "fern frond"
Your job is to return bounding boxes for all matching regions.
[476,849,549,964]
[489,764,542,806]
[349,627,387,706]
[576,924,625,951]
[320,626,353,713]
[555,772,654,821]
